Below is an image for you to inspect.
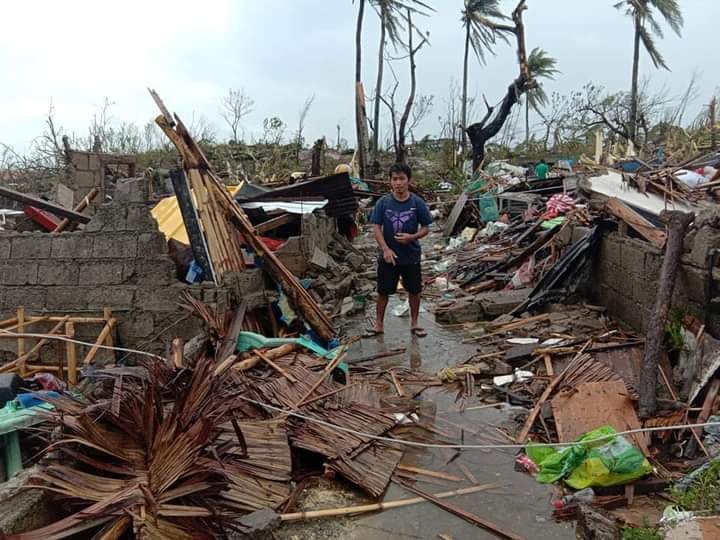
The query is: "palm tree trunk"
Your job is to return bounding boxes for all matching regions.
[460,22,470,157]
[525,96,530,152]
[629,12,641,147]
[355,0,367,178]
[397,9,417,164]
[372,6,386,164]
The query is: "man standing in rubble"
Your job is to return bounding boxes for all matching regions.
[366,163,432,338]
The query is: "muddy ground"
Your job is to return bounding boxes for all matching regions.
[277,293,575,539]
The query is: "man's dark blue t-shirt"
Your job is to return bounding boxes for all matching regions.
[370,193,432,265]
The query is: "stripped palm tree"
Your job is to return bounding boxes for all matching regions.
[369,0,432,164]
[524,48,559,151]
[460,0,511,154]
[614,0,683,146]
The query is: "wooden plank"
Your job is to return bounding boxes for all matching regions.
[0,185,90,223]
[605,198,666,248]
[66,322,77,386]
[153,100,334,340]
[551,380,649,455]
[255,212,298,234]
[516,341,592,443]
[443,192,468,237]
[396,465,463,482]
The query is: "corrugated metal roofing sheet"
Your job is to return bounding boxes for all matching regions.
[236,172,358,217]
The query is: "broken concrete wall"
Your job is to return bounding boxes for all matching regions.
[592,210,720,336]
[275,211,337,276]
[0,179,269,354]
[67,149,138,212]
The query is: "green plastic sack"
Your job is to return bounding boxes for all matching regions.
[478,196,500,222]
[526,426,652,489]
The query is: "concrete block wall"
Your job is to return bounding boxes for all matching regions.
[0,180,270,354]
[592,211,720,335]
[275,211,337,276]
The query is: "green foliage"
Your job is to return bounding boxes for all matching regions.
[664,307,687,353]
[462,0,511,64]
[622,523,661,540]
[671,459,720,512]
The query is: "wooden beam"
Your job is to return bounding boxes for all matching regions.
[605,198,666,248]
[255,213,298,235]
[0,185,91,223]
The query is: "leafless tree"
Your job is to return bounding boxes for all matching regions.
[220,88,254,143]
[295,94,315,161]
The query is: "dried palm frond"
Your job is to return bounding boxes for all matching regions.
[9,357,244,540]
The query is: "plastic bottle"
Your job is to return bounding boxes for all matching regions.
[552,487,595,510]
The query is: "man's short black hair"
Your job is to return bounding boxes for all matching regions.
[389,162,412,180]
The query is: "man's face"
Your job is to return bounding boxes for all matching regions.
[390,172,410,195]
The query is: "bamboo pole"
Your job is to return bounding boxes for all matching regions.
[294,348,347,408]
[52,187,100,233]
[280,483,500,521]
[17,307,25,371]
[15,316,70,373]
[254,350,298,382]
[233,344,297,372]
[83,318,116,365]
[66,322,77,386]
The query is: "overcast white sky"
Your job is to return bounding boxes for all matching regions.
[0,0,717,152]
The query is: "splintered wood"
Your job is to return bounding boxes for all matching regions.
[150,90,334,341]
[551,380,649,455]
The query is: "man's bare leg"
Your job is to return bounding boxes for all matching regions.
[409,293,426,336]
[374,294,389,333]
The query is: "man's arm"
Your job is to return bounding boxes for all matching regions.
[374,224,397,265]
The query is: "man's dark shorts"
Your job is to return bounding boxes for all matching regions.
[377,260,422,295]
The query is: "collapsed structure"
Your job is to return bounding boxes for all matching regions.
[1,95,720,539]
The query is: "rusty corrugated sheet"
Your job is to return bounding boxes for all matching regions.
[236,172,358,217]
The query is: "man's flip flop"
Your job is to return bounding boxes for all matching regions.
[363,328,384,338]
[411,327,427,337]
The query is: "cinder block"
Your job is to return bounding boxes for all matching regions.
[689,226,720,268]
[46,287,88,310]
[38,261,79,286]
[126,205,158,232]
[92,234,137,258]
[137,232,168,255]
[0,262,38,285]
[4,287,46,310]
[70,152,90,170]
[123,259,175,285]
[0,237,11,259]
[10,234,52,259]
[599,235,621,268]
[75,170,97,188]
[86,286,136,310]
[51,234,94,259]
[83,261,125,285]
[142,284,185,312]
[620,239,647,273]
[676,266,707,305]
[87,154,102,171]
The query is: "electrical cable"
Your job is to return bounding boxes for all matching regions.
[237,394,720,451]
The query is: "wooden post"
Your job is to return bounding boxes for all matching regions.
[66,322,77,387]
[17,306,25,376]
[82,318,116,366]
[171,338,184,368]
[639,211,694,418]
[169,168,215,283]
[103,308,115,362]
